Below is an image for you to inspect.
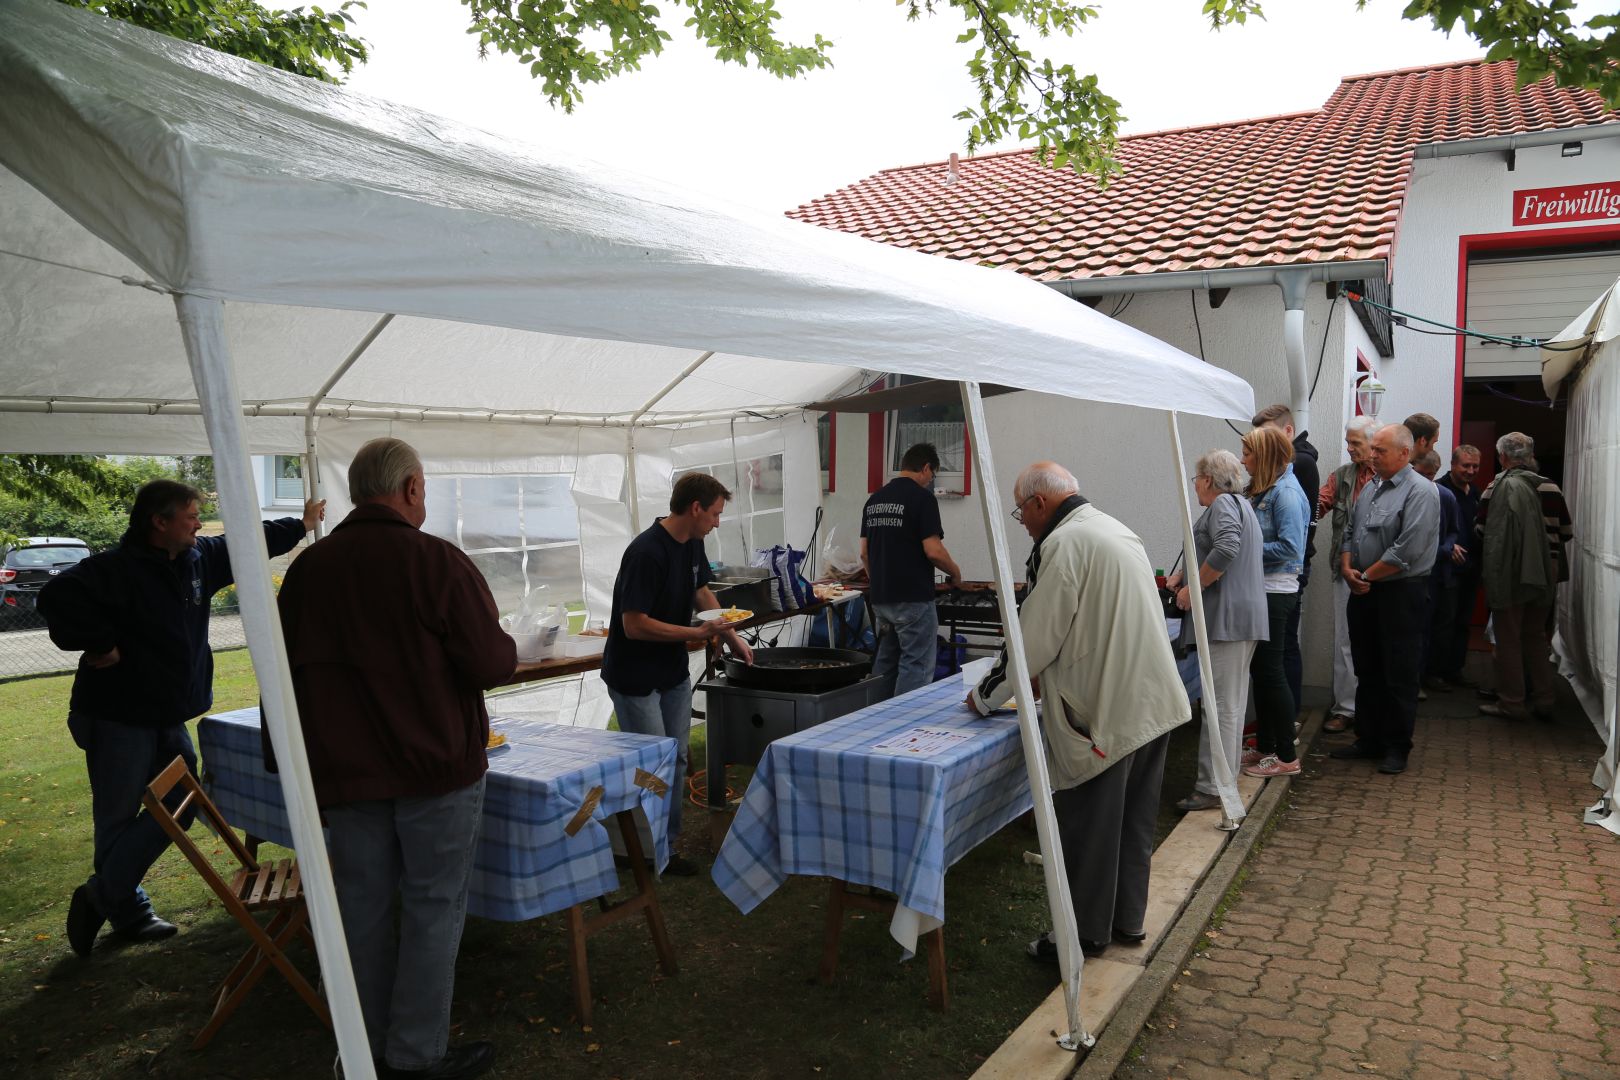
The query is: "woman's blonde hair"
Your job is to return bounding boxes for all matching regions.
[1241,426,1295,498]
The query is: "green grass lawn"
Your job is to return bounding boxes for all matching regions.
[1,653,1198,1079]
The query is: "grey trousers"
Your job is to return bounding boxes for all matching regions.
[1195,638,1258,797]
[325,776,486,1070]
[1331,577,1358,716]
[1052,730,1171,943]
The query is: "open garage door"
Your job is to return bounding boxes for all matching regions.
[1465,248,1620,378]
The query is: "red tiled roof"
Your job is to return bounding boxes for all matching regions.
[788,59,1620,282]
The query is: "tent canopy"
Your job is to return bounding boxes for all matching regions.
[0,0,1252,455]
[0,0,1258,1063]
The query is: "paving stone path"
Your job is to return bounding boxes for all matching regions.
[1119,664,1620,1080]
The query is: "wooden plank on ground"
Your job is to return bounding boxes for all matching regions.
[971,774,1263,1080]
[971,959,1138,1080]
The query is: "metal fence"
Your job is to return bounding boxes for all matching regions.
[0,542,304,680]
[0,607,248,681]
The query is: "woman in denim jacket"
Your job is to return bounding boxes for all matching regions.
[1239,426,1310,777]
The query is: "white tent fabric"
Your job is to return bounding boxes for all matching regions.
[1540,282,1620,835]
[0,0,1250,443]
[0,0,1256,1069]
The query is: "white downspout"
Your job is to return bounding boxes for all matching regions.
[960,381,1093,1052]
[1167,411,1242,827]
[304,313,395,539]
[173,294,374,1080]
[1279,271,1311,436]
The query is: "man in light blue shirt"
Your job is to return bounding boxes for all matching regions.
[1331,423,1441,776]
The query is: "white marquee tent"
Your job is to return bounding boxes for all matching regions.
[1541,283,1620,836]
[0,0,1255,1069]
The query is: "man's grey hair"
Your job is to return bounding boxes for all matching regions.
[1496,431,1535,466]
[1414,450,1442,472]
[1015,461,1080,502]
[1376,423,1414,452]
[349,437,423,502]
[1195,449,1247,494]
[1345,415,1379,439]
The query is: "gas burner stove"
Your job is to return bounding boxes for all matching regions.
[935,582,1025,629]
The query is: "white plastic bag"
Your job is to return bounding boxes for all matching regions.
[502,586,561,661]
[822,525,864,582]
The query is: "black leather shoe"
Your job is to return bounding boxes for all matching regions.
[112,914,177,944]
[1329,742,1383,760]
[1112,927,1147,946]
[1377,752,1409,775]
[66,885,105,957]
[1027,932,1107,963]
[662,854,701,877]
[381,1042,496,1080]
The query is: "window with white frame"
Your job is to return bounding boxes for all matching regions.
[883,375,968,493]
[677,453,785,568]
[421,475,584,615]
[816,413,835,493]
[269,455,303,505]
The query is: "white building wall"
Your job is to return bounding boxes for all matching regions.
[1393,136,1620,443]
[825,279,1355,690]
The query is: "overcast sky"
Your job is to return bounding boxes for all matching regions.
[345,1,1604,214]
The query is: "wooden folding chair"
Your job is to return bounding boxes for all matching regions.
[142,755,331,1049]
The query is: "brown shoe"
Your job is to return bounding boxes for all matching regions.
[1323,713,1352,734]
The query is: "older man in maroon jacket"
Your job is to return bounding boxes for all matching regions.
[278,437,515,1080]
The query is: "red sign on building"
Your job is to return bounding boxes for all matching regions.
[1512,181,1620,227]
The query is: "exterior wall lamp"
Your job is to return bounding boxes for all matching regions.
[1356,374,1387,419]
[1562,141,1583,157]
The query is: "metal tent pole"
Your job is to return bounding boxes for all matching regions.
[172,294,374,1079]
[959,380,1092,1052]
[626,351,715,534]
[1166,411,1242,828]
[303,313,395,539]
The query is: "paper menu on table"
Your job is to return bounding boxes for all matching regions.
[869,726,977,757]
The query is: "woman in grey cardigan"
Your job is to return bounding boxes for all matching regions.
[1166,450,1269,812]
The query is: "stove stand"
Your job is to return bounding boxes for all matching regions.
[699,674,892,816]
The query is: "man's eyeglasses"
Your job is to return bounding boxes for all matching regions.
[1011,494,1038,523]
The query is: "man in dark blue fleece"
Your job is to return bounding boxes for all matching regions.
[39,479,321,955]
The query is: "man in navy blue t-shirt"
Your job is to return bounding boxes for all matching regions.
[601,472,752,874]
[861,442,962,696]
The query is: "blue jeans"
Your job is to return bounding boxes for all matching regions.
[870,600,938,698]
[67,712,197,930]
[608,679,693,842]
[325,777,486,1070]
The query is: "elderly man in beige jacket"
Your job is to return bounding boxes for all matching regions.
[968,462,1190,959]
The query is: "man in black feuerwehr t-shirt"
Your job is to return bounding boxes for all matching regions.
[861,442,963,697]
[601,472,752,875]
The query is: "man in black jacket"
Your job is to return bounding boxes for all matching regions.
[39,479,320,956]
[1252,404,1319,714]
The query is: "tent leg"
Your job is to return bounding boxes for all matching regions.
[1166,411,1242,829]
[626,428,642,534]
[959,381,1092,1052]
[172,293,375,1080]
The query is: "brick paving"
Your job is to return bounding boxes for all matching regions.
[1119,661,1620,1080]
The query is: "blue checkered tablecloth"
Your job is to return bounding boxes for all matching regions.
[711,673,1033,949]
[198,709,677,922]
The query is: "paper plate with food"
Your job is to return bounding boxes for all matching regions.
[485,730,510,755]
[696,607,753,624]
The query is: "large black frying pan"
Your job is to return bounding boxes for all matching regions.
[722,647,872,694]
